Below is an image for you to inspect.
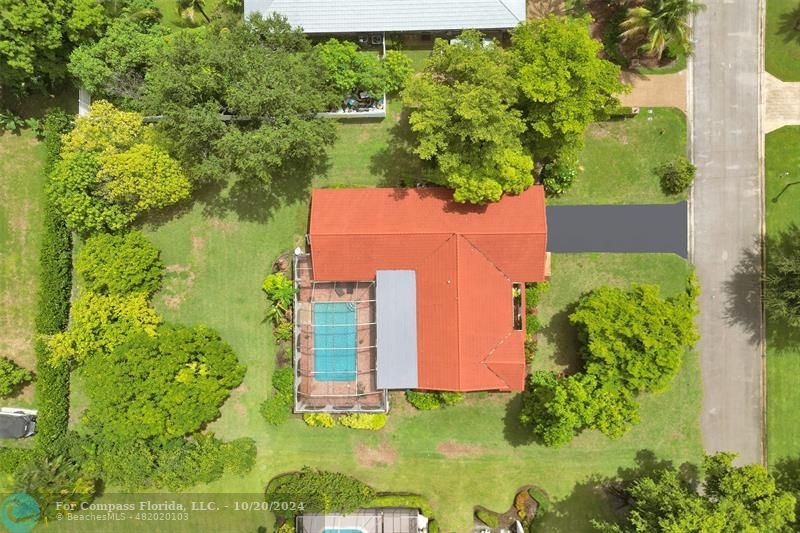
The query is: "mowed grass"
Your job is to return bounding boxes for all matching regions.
[550,107,687,205]
[766,0,800,81]
[0,131,47,410]
[765,126,800,465]
[69,69,699,530]
[134,185,701,532]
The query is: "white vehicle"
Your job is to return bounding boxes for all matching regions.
[0,407,37,439]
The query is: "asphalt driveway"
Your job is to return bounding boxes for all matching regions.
[546,202,688,257]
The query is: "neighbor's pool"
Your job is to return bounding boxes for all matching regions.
[322,529,365,533]
[313,302,357,382]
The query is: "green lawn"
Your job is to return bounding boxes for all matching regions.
[0,131,47,411]
[549,107,688,205]
[766,0,800,81]
[765,126,800,466]
[60,64,700,531]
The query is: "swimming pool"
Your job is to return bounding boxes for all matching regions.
[321,529,365,533]
[313,302,357,382]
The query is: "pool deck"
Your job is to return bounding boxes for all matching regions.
[294,254,387,412]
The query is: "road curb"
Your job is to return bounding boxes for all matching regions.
[758,0,768,468]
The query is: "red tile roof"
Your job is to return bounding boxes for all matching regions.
[309,187,548,391]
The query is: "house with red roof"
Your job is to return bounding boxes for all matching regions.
[292,186,548,412]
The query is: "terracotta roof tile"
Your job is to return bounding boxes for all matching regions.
[309,187,547,391]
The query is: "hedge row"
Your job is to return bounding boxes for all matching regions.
[32,111,74,459]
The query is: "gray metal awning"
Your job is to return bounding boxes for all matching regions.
[376,270,418,389]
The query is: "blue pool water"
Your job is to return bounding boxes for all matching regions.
[322,529,363,533]
[313,302,357,382]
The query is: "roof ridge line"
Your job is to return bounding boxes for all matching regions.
[460,234,512,282]
[482,330,517,389]
[495,0,522,21]
[454,233,463,390]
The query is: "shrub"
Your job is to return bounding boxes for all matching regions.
[436,391,464,407]
[528,487,552,514]
[0,357,33,397]
[76,231,163,296]
[0,448,34,476]
[219,437,257,476]
[659,156,696,195]
[33,193,73,458]
[339,413,387,430]
[303,413,336,428]
[541,159,577,196]
[35,203,73,335]
[476,509,499,528]
[525,281,550,309]
[266,467,376,518]
[274,321,293,342]
[406,390,464,410]
[262,367,294,426]
[263,273,296,324]
[405,391,442,410]
[427,520,439,533]
[272,367,294,403]
[276,522,295,533]
[41,109,73,172]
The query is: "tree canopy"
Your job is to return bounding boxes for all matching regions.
[142,14,337,190]
[520,275,699,446]
[0,0,107,93]
[621,0,705,60]
[403,30,533,204]
[570,281,699,394]
[68,17,168,107]
[403,18,625,203]
[266,468,376,518]
[314,39,412,98]
[511,15,626,165]
[82,324,245,443]
[48,100,190,234]
[76,231,163,296]
[599,453,796,532]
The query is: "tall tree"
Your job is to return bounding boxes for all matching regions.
[511,15,626,167]
[0,0,106,94]
[621,0,705,60]
[142,14,337,191]
[598,453,797,532]
[403,30,533,204]
[68,17,167,106]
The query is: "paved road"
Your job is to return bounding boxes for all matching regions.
[547,203,687,257]
[692,0,763,464]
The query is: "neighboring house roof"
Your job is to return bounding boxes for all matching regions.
[309,187,547,392]
[244,0,526,34]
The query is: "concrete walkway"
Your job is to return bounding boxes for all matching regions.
[619,71,687,112]
[691,0,764,465]
[547,203,687,257]
[765,73,800,133]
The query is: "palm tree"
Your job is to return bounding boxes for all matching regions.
[177,0,211,23]
[620,0,705,60]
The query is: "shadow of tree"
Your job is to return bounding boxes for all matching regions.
[773,455,800,525]
[541,301,582,373]
[141,152,329,229]
[722,244,762,346]
[537,450,699,532]
[778,5,800,45]
[502,393,537,447]
[368,109,428,188]
[764,224,800,351]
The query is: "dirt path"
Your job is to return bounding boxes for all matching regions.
[619,71,687,112]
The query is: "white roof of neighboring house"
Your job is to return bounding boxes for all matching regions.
[244,0,526,33]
